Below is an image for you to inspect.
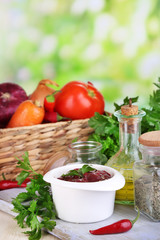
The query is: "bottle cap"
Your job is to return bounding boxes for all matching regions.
[121,102,138,116]
[139,131,160,147]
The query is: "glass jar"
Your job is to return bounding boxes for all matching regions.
[134,131,160,222]
[67,141,102,164]
[107,109,146,205]
[43,141,102,174]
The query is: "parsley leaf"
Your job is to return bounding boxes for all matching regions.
[15,151,38,185]
[81,165,95,174]
[16,170,30,185]
[16,151,32,171]
[88,112,119,163]
[142,79,160,133]
[62,169,82,177]
[114,96,139,111]
[62,164,95,178]
[12,152,57,240]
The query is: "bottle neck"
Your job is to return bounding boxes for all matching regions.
[119,119,141,157]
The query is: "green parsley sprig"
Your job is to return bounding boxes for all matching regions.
[141,79,160,133]
[62,164,95,178]
[12,152,56,240]
[88,79,160,164]
[88,112,119,164]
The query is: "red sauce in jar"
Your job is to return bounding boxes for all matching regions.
[58,169,112,182]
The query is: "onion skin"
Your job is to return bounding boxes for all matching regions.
[29,79,59,107]
[0,82,28,128]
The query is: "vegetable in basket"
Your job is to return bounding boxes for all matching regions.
[0,82,28,128]
[43,111,68,123]
[7,100,45,128]
[54,81,105,120]
[29,79,59,107]
[44,91,58,112]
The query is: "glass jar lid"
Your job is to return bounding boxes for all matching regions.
[139,131,160,147]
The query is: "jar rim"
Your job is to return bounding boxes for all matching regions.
[68,141,102,153]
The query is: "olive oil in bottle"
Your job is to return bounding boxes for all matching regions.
[107,100,145,205]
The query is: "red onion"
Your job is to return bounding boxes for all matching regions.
[0,82,28,128]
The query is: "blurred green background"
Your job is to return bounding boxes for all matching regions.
[0,0,160,112]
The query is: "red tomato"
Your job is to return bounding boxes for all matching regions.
[54,81,105,120]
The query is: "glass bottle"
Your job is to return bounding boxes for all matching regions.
[134,131,160,221]
[67,141,102,164]
[107,107,145,205]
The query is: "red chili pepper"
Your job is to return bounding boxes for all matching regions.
[44,111,71,123]
[43,111,63,123]
[89,207,140,235]
[44,92,58,112]
[0,179,30,190]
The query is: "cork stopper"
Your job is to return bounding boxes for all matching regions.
[139,131,160,147]
[121,98,138,116]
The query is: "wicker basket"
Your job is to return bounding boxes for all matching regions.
[0,119,94,180]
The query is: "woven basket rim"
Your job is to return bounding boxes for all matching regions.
[0,118,90,133]
[0,117,94,181]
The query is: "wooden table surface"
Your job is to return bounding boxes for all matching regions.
[0,188,160,240]
[1,207,160,240]
[0,210,59,240]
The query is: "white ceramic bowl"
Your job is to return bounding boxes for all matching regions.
[43,163,125,223]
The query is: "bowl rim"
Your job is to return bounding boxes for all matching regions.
[43,163,125,191]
